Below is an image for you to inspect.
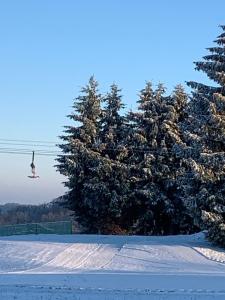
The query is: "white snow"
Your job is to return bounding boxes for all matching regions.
[0,232,225,299]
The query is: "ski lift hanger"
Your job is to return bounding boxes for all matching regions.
[28,151,40,179]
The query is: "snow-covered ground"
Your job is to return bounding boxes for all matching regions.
[0,232,225,299]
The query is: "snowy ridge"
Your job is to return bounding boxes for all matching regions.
[193,246,225,264]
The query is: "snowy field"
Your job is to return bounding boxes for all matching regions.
[0,232,225,299]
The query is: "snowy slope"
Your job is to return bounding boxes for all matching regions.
[0,232,225,299]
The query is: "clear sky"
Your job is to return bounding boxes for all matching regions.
[0,0,224,204]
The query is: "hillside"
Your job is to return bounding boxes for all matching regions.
[0,232,225,299]
[0,200,72,225]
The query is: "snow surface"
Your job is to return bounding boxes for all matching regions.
[0,232,225,299]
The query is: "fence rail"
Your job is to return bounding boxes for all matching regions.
[0,220,72,236]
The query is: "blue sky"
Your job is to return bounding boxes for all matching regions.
[0,0,224,204]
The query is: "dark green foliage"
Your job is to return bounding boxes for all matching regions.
[57,77,197,235]
[184,25,225,246]
[123,83,194,235]
[56,76,103,232]
[57,78,129,233]
[100,83,125,156]
[97,84,131,232]
[56,25,225,246]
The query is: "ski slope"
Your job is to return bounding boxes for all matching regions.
[0,232,225,299]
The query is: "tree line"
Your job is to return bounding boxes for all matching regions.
[0,200,72,225]
[56,25,225,247]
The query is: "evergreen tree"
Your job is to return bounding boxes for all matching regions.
[124,83,192,234]
[56,77,195,236]
[122,82,158,233]
[56,76,104,232]
[185,25,225,246]
[57,79,130,233]
[97,84,130,233]
[100,83,126,159]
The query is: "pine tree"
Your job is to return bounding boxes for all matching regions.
[97,84,130,233]
[185,25,225,246]
[122,82,159,233]
[56,76,104,232]
[57,79,130,233]
[124,83,192,234]
[167,85,198,233]
[100,83,126,159]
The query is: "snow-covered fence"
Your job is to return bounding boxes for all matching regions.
[0,220,72,236]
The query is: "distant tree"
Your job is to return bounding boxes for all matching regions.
[184,25,225,246]
[0,202,71,225]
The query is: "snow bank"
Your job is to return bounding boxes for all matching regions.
[0,232,225,299]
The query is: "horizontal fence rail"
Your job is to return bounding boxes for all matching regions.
[0,220,72,236]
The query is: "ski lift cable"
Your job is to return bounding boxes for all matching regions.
[0,138,57,144]
[0,138,173,152]
[0,144,212,154]
[0,151,63,156]
[1,140,225,155]
[0,147,198,155]
[0,150,60,157]
[0,147,61,153]
[0,142,58,148]
[0,148,224,158]
[0,146,174,154]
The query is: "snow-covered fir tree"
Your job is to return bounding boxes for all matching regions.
[100,84,126,160]
[56,78,197,236]
[123,82,193,234]
[96,83,130,233]
[185,25,225,246]
[57,79,130,233]
[56,76,105,232]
